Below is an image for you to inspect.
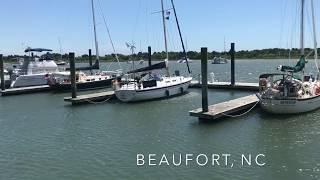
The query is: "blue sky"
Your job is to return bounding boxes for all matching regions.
[0,0,319,55]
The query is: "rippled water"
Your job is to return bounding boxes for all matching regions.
[0,60,320,180]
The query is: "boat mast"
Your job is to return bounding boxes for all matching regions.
[161,0,170,76]
[311,0,319,72]
[300,0,305,56]
[91,0,100,64]
[170,0,191,74]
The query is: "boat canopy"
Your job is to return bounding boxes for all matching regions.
[127,61,166,74]
[24,48,53,53]
[279,55,307,73]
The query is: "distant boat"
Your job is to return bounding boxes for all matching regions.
[177,58,192,63]
[211,57,228,64]
[139,59,144,64]
[56,60,67,66]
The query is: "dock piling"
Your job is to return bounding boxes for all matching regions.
[201,47,208,112]
[69,52,77,99]
[148,46,152,67]
[230,43,235,86]
[89,49,92,74]
[0,54,5,91]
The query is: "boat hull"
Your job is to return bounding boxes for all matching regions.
[115,80,191,102]
[50,78,114,92]
[11,74,49,88]
[258,94,320,114]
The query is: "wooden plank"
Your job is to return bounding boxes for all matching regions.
[189,81,259,91]
[1,85,51,96]
[189,94,259,120]
[64,91,115,105]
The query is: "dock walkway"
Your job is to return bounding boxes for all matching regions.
[64,91,115,105]
[189,94,259,120]
[189,81,259,91]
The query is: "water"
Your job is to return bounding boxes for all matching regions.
[1,60,320,180]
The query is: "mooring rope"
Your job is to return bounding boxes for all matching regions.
[84,96,112,104]
[221,100,260,118]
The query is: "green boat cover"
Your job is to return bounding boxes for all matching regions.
[280,55,307,73]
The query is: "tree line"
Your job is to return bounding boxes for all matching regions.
[3,48,319,62]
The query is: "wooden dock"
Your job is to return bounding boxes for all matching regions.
[189,94,259,120]
[1,85,51,96]
[189,81,259,91]
[64,91,115,105]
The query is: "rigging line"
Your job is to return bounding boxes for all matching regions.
[96,0,122,71]
[170,0,191,74]
[132,0,142,42]
[311,0,319,72]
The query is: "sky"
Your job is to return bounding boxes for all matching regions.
[0,0,319,56]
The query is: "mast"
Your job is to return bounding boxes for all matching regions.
[91,0,100,64]
[300,0,305,56]
[311,0,319,72]
[161,0,170,76]
[170,0,191,74]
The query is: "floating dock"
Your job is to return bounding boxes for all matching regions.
[189,94,259,120]
[1,85,51,96]
[189,81,259,91]
[64,91,115,105]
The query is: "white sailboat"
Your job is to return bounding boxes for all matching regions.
[115,0,192,102]
[257,0,320,114]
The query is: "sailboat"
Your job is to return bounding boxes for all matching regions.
[211,37,229,64]
[48,0,122,91]
[257,0,320,114]
[115,0,192,102]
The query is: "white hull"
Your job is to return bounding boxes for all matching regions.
[11,74,49,88]
[115,78,192,102]
[258,95,320,114]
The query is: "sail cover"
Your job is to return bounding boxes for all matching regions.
[127,61,166,74]
[279,55,307,73]
[24,48,53,53]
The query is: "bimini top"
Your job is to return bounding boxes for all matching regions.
[24,47,53,53]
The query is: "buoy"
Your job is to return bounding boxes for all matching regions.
[165,90,170,97]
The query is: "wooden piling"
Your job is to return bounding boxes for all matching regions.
[148,46,152,67]
[89,49,92,74]
[201,47,208,112]
[231,43,235,86]
[0,54,5,91]
[69,52,77,98]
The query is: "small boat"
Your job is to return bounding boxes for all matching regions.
[257,0,320,114]
[10,48,59,88]
[56,60,67,66]
[211,57,228,64]
[115,0,192,102]
[139,59,144,64]
[177,58,192,63]
[48,71,121,91]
